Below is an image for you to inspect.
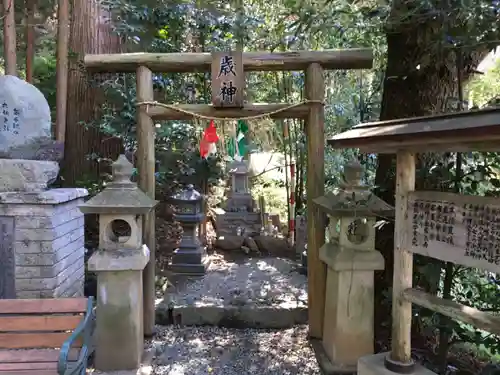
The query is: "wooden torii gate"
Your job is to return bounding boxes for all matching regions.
[84,49,373,338]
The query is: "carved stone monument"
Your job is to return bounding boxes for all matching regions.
[0,75,86,299]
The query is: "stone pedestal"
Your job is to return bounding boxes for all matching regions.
[0,188,87,299]
[88,246,149,371]
[319,243,384,370]
[0,159,59,192]
[358,353,437,375]
[214,210,264,236]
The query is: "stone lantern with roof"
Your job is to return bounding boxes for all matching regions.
[313,160,393,372]
[169,184,210,274]
[78,154,157,372]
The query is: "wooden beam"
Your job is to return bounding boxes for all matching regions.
[84,49,373,73]
[390,152,415,365]
[145,103,310,120]
[305,63,327,339]
[403,288,500,336]
[353,138,500,154]
[136,66,156,337]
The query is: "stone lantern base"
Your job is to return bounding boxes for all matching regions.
[169,203,210,275]
[320,243,384,369]
[170,236,210,275]
[88,245,150,371]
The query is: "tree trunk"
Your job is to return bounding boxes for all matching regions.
[373,5,487,348]
[2,0,17,75]
[25,0,35,83]
[61,0,123,186]
[55,0,70,142]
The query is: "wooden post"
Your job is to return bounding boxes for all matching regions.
[387,151,415,369]
[136,66,156,337]
[55,0,70,142]
[3,0,17,75]
[305,63,327,339]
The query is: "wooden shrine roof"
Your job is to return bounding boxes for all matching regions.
[327,107,500,153]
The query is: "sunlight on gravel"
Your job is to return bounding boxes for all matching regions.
[150,325,320,375]
[167,256,307,308]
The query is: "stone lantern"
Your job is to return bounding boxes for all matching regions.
[313,160,393,372]
[170,185,209,274]
[79,154,157,372]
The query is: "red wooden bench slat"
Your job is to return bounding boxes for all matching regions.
[0,333,82,349]
[0,299,87,314]
[0,371,57,375]
[0,349,79,363]
[0,361,57,370]
[0,315,83,332]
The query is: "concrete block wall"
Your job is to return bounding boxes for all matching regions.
[0,188,88,298]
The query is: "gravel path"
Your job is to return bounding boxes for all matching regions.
[166,256,307,309]
[151,325,320,375]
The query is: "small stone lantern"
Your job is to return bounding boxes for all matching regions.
[170,184,209,274]
[79,155,157,372]
[313,160,393,371]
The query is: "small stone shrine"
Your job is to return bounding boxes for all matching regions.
[0,75,86,300]
[80,154,157,371]
[215,159,264,236]
[313,160,393,372]
[170,185,210,274]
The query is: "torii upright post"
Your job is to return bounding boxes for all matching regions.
[136,66,156,336]
[305,63,327,338]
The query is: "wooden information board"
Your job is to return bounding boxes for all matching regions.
[406,191,500,273]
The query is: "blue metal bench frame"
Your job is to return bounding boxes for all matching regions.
[57,297,95,375]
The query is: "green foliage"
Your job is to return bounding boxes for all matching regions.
[467,57,500,108]
[251,176,289,220]
[32,55,58,120]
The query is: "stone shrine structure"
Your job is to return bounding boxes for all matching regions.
[81,154,157,371]
[0,75,86,299]
[215,159,264,236]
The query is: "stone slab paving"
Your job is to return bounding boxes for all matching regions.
[156,255,308,328]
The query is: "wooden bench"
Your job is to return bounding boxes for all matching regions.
[0,297,95,375]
